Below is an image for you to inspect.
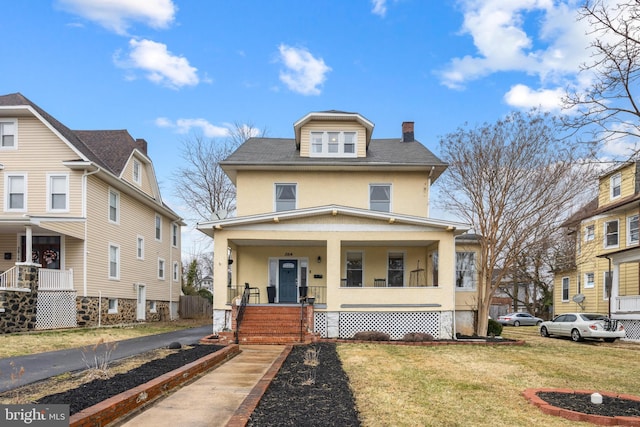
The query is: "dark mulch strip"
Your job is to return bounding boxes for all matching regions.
[36,344,223,415]
[538,392,640,418]
[248,342,360,427]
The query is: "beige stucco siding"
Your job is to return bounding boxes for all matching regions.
[299,122,366,158]
[236,170,430,217]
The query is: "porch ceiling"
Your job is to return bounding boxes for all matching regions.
[229,239,436,247]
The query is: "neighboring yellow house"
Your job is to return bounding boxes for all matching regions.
[557,161,640,341]
[0,93,183,332]
[197,111,473,339]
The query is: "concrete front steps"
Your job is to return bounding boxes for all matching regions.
[215,305,320,345]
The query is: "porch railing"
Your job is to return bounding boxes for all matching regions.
[615,295,640,313]
[226,284,327,304]
[0,267,18,289]
[38,268,74,290]
[235,284,251,344]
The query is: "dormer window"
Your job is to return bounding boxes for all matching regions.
[133,159,141,185]
[310,131,357,157]
[610,173,621,199]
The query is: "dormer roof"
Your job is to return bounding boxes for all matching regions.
[293,110,375,148]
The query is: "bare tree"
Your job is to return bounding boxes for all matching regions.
[438,110,595,335]
[563,0,640,145]
[173,122,266,222]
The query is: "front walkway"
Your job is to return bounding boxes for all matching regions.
[117,345,287,427]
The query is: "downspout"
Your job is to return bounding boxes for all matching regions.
[169,221,176,320]
[452,233,458,340]
[82,167,101,297]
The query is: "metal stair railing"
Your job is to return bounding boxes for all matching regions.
[235,283,251,344]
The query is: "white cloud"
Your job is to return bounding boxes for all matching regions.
[155,117,230,138]
[57,0,176,35]
[116,38,199,89]
[371,0,387,17]
[503,84,564,111]
[278,44,331,96]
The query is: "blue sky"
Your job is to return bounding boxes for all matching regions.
[1,0,612,253]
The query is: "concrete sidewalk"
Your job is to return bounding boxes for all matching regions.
[116,345,288,427]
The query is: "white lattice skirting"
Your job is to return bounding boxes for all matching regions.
[315,311,443,340]
[620,319,640,341]
[36,291,78,330]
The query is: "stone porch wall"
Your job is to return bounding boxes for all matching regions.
[0,264,39,334]
[76,297,172,327]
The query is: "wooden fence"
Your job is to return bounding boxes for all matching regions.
[179,295,213,319]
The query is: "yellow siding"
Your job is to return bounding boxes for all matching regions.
[598,163,636,207]
[299,122,367,158]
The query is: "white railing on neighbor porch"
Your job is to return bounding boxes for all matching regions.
[0,267,18,288]
[38,268,74,290]
[615,295,640,313]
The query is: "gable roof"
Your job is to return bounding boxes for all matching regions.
[74,130,149,176]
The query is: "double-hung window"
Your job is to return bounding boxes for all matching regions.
[585,224,595,242]
[388,252,404,287]
[275,183,296,212]
[48,174,68,212]
[604,219,619,248]
[0,120,16,149]
[628,215,639,246]
[610,173,621,199]
[109,244,120,280]
[370,184,391,212]
[309,131,357,157]
[172,223,178,247]
[155,214,162,241]
[561,277,569,301]
[108,188,119,223]
[585,272,595,289]
[345,252,363,287]
[133,159,141,185]
[5,174,26,211]
[136,236,144,260]
[456,252,476,289]
[173,261,179,281]
[158,258,165,280]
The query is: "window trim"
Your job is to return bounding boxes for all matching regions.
[158,258,166,280]
[136,235,145,260]
[0,119,17,150]
[172,223,178,247]
[584,224,595,242]
[610,173,621,199]
[584,272,595,289]
[455,251,477,290]
[604,219,619,249]
[108,243,120,280]
[107,298,118,314]
[47,173,69,212]
[561,276,570,302]
[345,251,364,287]
[149,300,157,313]
[5,173,27,212]
[108,188,120,224]
[133,159,141,185]
[155,214,162,241]
[274,183,297,212]
[173,261,179,282]
[628,214,639,246]
[309,130,358,158]
[369,183,392,212]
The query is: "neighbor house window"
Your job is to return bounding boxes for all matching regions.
[173,261,179,281]
[604,219,619,248]
[370,184,391,212]
[155,214,162,241]
[108,298,118,314]
[172,223,178,247]
[158,258,165,280]
[604,271,612,300]
[309,131,357,157]
[275,183,296,212]
[456,252,476,289]
[149,301,157,313]
[133,159,141,185]
[388,252,404,287]
[109,244,120,280]
[628,215,639,246]
[562,277,569,301]
[585,224,595,242]
[0,120,16,148]
[48,174,68,211]
[5,174,26,211]
[136,236,144,260]
[345,251,363,287]
[610,173,621,199]
[585,272,595,289]
[108,188,119,223]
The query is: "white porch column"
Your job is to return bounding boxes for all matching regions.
[25,225,33,263]
[610,262,620,315]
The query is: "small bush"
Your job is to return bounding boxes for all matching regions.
[402,332,435,342]
[487,319,503,337]
[353,331,391,341]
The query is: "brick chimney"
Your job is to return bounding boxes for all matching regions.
[402,121,414,142]
[136,138,148,155]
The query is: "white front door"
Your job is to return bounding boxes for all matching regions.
[137,284,146,321]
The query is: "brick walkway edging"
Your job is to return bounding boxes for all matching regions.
[523,388,640,426]
[68,344,241,427]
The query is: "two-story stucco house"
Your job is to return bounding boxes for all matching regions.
[0,93,183,332]
[197,111,472,342]
[557,161,640,341]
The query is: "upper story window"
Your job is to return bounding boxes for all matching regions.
[5,174,26,211]
[310,131,357,157]
[48,174,68,212]
[628,215,639,246]
[136,236,144,260]
[610,173,621,199]
[275,183,296,212]
[172,223,179,247]
[108,188,120,224]
[155,214,162,241]
[370,184,391,212]
[0,120,16,149]
[584,224,595,242]
[158,258,166,280]
[173,261,179,281]
[109,243,120,280]
[561,277,569,301]
[604,219,619,248]
[456,252,476,290]
[133,159,141,185]
[585,272,595,289]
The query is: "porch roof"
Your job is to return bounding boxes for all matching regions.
[196,204,470,238]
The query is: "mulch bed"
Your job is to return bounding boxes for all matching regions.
[247,342,361,427]
[36,344,223,415]
[537,392,640,418]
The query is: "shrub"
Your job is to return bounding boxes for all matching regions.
[487,319,503,337]
[402,332,435,342]
[353,331,391,341]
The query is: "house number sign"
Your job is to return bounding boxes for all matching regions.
[284,252,293,256]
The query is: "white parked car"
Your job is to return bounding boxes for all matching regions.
[539,313,626,342]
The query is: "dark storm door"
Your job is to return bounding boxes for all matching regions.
[278,260,298,303]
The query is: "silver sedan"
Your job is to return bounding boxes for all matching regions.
[539,313,626,342]
[497,312,543,326]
